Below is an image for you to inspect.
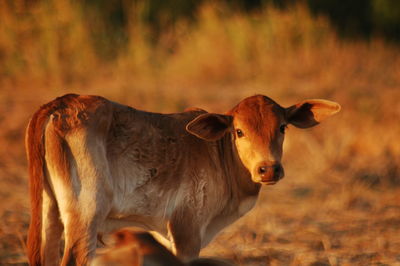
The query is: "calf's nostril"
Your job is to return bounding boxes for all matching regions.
[258,166,267,174]
[274,165,280,173]
[273,164,284,179]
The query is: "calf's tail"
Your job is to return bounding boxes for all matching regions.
[25,105,52,266]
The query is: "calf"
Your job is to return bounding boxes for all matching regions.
[92,229,234,266]
[25,94,340,265]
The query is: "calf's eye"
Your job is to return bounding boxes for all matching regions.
[236,129,244,138]
[280,124,287,134]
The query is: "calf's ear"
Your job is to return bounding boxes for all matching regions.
[286,99,341,128]
[186,113,233,141]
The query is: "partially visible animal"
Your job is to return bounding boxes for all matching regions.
[25,94,340,265]
[92,229,233,266]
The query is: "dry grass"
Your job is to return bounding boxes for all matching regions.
[0,2,400,265]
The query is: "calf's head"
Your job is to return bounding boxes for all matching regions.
[186,95,340,184]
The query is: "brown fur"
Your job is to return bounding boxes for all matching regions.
[26,94,340,265]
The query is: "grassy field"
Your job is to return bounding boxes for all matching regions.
[1,2,400,265]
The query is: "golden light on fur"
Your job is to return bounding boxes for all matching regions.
[25,94,339,265]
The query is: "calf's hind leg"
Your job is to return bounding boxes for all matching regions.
[55,136,112,264]
[61,173,111,263]
[56,159,112,265]
[60,200,108,266]
[41,185,63,266]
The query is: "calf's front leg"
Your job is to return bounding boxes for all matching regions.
[168,206,201,262]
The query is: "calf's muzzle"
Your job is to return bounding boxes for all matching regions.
[256,162,284,185]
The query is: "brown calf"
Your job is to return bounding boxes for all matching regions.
[92,229,234,266]
[25,94,340,265]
